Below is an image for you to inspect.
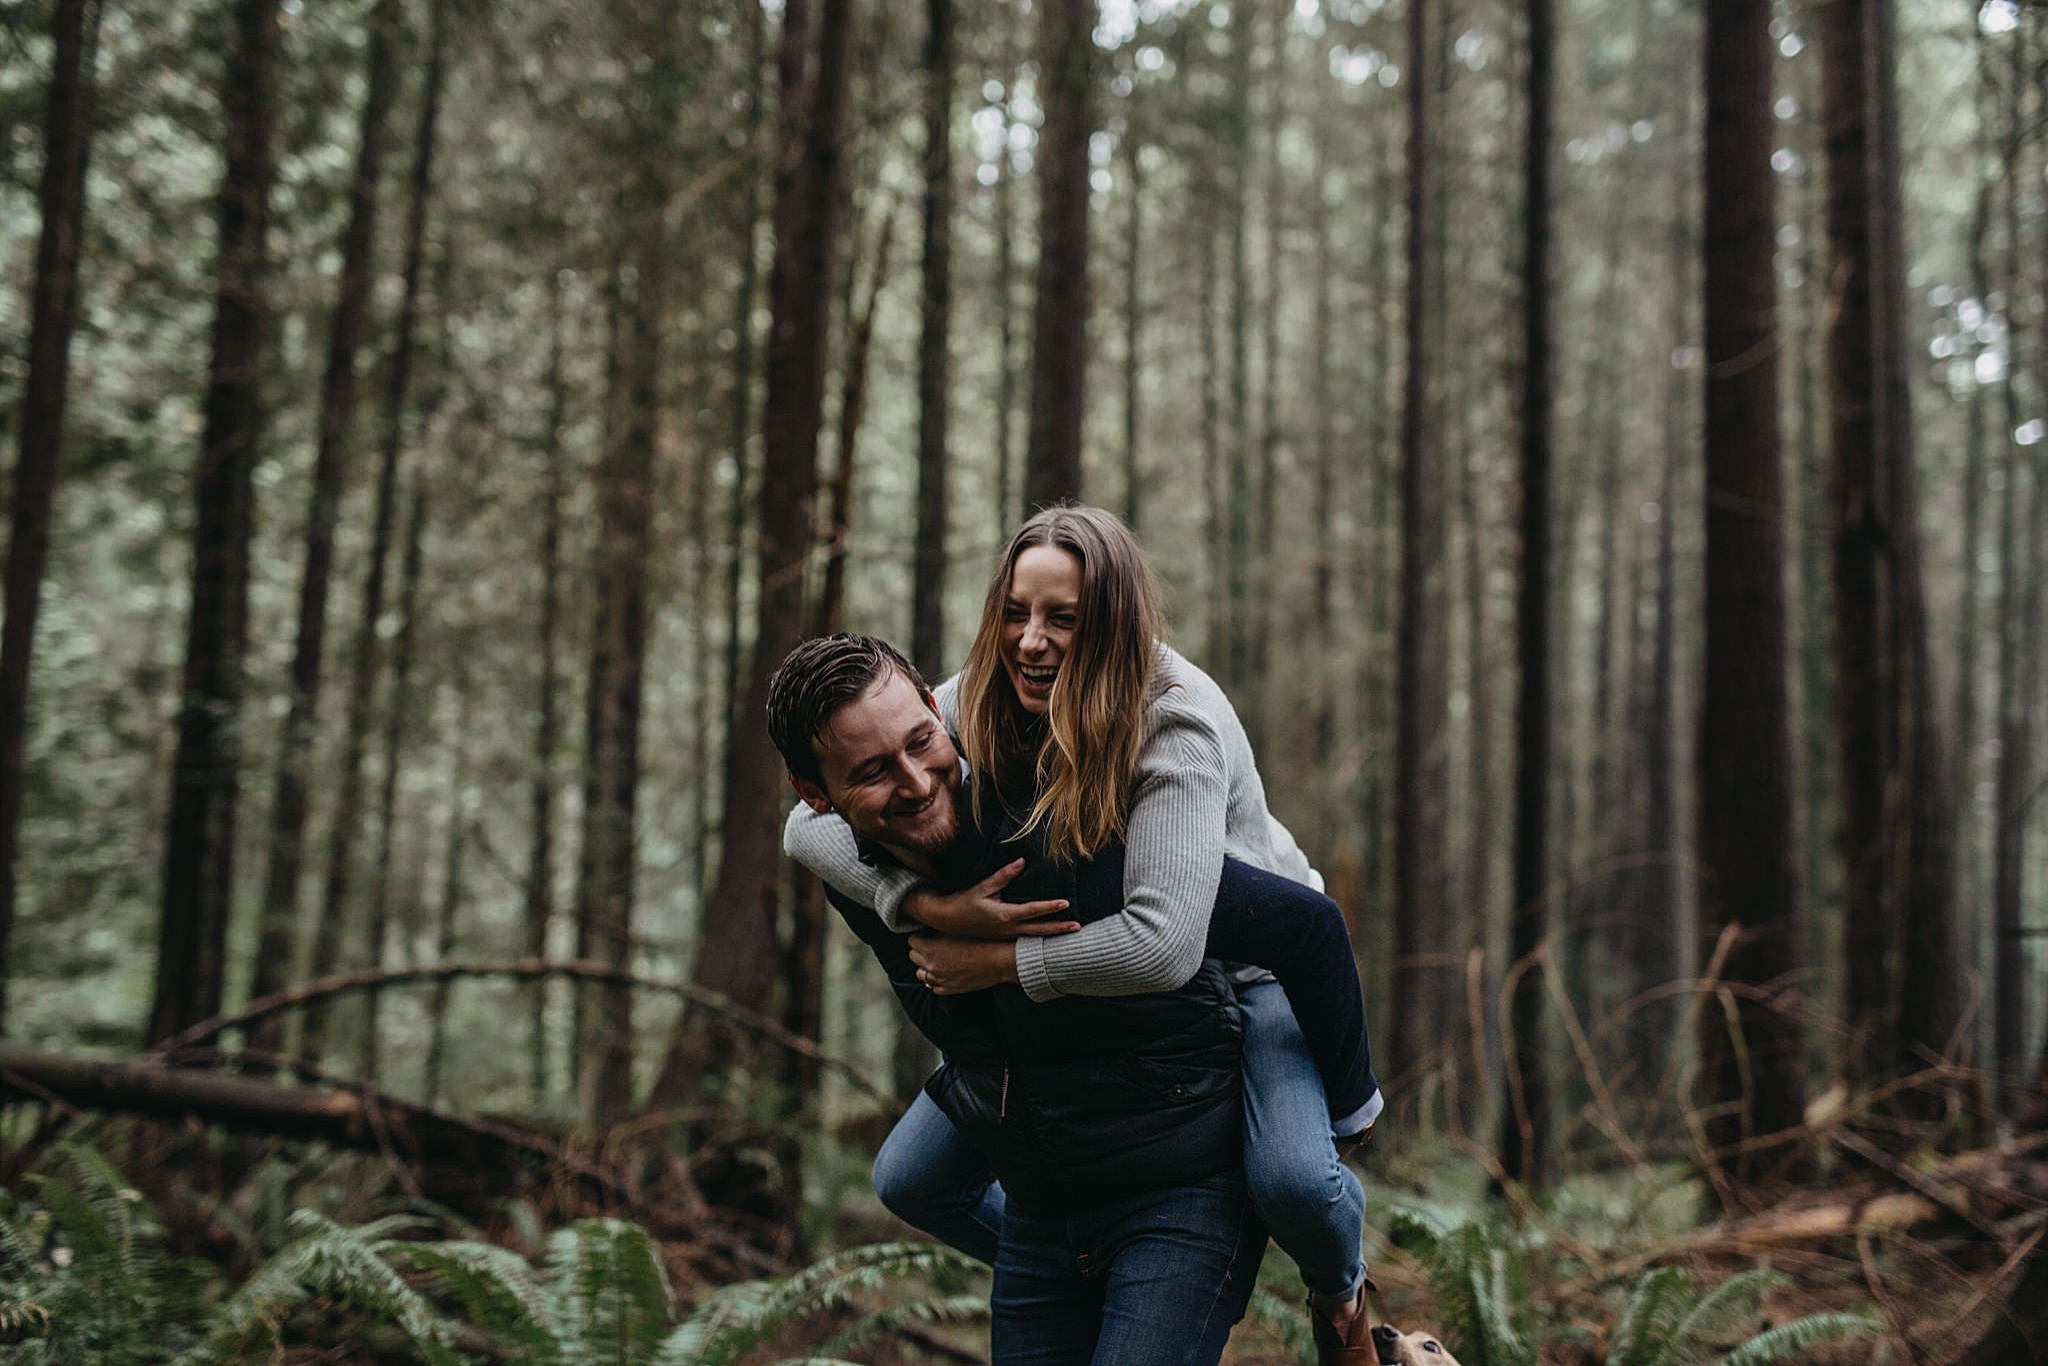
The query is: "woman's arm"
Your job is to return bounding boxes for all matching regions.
[1011,697,1230,1002]
[783,802,926,927]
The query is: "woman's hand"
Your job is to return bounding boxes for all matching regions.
[903,859,1078,938]
[909,934,1021,994]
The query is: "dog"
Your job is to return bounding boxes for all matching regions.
[1371,1323,1463,1365]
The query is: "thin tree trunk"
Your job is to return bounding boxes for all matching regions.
[911,0,953,679]
[361,470,429,1081]
[1201,208,1225,659]
[1871,0,1958,1079]
[1699,0,1807,1186]
[1391,0,1449,1108]
[1224,0,1253,699]
[994,56,1019,533]
[1502,0,1553,1190]
[652,0,856,1108]
[424,673,471,1108]
[0,0,101,1030]
[1991,18,2027,1098]
[1121,125,1142,532]
[1251,0,1285,737]
[525,279,567,1112]
[1950,174,1992,1014]
[1021,0,1091,509]
[300,0,444,1062]
[150,0,278,1045]
[249,0,398,1061]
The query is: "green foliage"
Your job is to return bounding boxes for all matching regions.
[1386,1206,1881,1366]
[0,1144,208,1365]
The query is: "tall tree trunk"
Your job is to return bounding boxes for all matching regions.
[1251,0,1286,739]
[1991,18,2028,1100]
[652,0,855,1109]
[0,0,101,1030]
[911,0,953,679]
[708,0,765,909]
[248,0,398,1061]
[362,471,429,1081]
[994,52,1019,532]
[1951,173,1992,1019]
[1390,0,1449,1110]
[150,0,278,1045]
[525,279,567,1111]
[802,209,895,1110]
[1869,0,1957,1081]
[577,92,673,1124]
[299,0,444,1062]
[1121,125,1143,532]
[1699,0,1807,1186]
[424,671,471,1108]
[1502,0,1553,1190]
[1223,0,1253,700]
[1021,0,1092,509]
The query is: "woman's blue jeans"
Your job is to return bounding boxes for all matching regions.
[990,1172,1266,1365]
[873,983,1368,1300]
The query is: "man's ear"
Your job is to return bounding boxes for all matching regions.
[923,688,942,717]
[790,774,834,815]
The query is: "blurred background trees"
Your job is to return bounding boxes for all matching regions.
[0,0,2040,1214]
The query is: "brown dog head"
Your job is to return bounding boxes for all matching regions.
[1371,1323,1462,1366]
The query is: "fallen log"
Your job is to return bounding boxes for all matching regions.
[0,1040,559,1170]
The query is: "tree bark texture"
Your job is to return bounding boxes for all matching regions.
[296,0,444,1062]
[1022,0,1092,510]
[1698,0,1807,1183]
[652,0,855,1109]
[910,0,954,681]
[1503,0,1554,1191]
[526,279,568,1111]
[151,0,278,1045]
[1391,0,1450,1102]
[0,0,101,1030]
[249,0,399,1062]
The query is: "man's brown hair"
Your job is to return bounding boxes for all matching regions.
[766,634,929,785]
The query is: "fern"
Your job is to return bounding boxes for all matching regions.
[657,1241,977,1366]
[1605,1266,1696,1366]
[1717,1312,1880,1365]
[1242,1286,1316,1366]
[543,1218,675,1364]
[812,1291,987,1359]
[1387,1211,1535,1366]
[0,1144,208,1365]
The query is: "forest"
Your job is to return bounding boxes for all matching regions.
[0,0,2041,1360]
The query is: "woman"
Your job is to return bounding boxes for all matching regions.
[786,504,1380,1360]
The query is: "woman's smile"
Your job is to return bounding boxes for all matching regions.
[1001,546,1083,715]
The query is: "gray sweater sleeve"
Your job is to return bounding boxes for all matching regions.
[1012,695,1229,1002]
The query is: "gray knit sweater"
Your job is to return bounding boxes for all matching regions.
[782,644,1316,1003]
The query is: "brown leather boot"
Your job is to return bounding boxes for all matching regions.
[1309,1277,1379,1366]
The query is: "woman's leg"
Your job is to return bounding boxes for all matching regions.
[1236,981,1369,1305]
[1202,860,1381,1130]
[872,1090,1007,1265]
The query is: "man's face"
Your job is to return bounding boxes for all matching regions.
[792,672,963,868]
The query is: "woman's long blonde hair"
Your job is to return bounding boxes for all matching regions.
[957,504,1166,862]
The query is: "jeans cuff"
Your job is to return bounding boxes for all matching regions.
[1330,1089,1384,1140]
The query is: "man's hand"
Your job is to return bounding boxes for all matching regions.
[909,934,1021,994]
[903,858,1078,939]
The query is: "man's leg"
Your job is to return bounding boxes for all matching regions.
[989,1204,1101,1365]
[1085,1174,1267,1366]
[872,1090,1007,1265]
[1237,981,1369,1308]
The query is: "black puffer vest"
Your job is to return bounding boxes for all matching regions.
[919,809,1244,1215]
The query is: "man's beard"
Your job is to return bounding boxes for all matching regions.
[856,784,960,862]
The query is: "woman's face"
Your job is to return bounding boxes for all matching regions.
[1000,545,1082,715]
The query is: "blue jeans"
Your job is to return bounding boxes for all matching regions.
[878,986,1368,1301]
[991,1173,1266,1366]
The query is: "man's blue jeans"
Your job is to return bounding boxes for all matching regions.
[873,983,1368,1300]
[990,1172,1266,1366]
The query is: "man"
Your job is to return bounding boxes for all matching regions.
[767,633,1267,1365]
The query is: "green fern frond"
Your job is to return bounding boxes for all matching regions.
[1380,1195,1472,1245]
[812,1291,987,1359]
[399,1240,560,1366]
[543,1218,674,1364]
[1654,1267,1785,1363]
[1717,1312,1880,1365]
[662,1242,976,1366]
[1605,1267,1698,1366]
[1403,1220,1533,1366]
